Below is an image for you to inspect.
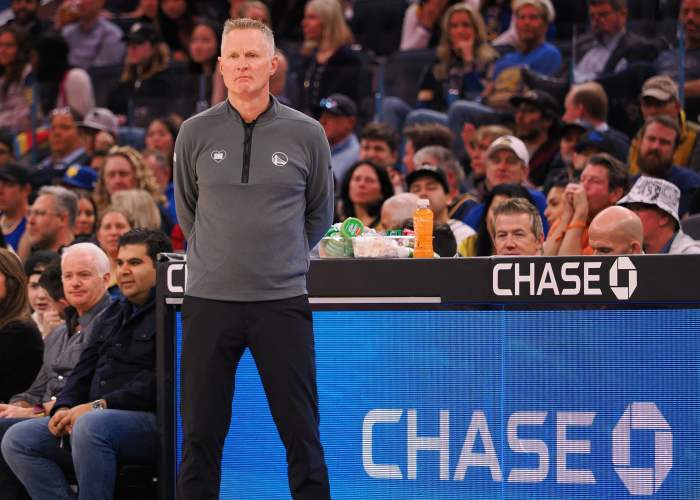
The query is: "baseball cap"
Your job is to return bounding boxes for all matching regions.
[617,176,680,224]
[0,162,30,185]
[61,164,98,191]
[318,94,357,117]
[123,22,160,44]
[641,75,679,103]
[560,119,592,137]
[405,164,449,194]
[574,130,617,157]
[510,89,561,121]
[78,107,119,137]
[512,0,555,22]
[486,135,530,165]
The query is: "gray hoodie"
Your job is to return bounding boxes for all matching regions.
[174,97,334,301]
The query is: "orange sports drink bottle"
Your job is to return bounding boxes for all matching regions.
[413,198,433,258]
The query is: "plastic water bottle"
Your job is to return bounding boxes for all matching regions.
[413,198,434,258]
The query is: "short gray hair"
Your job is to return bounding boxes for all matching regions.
[37,186,78,229]
[492,197,544,240]
[413,146,465,187]
[222,18,275,55]
[62,242,110,276]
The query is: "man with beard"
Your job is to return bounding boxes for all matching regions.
[2,0,50,47]
[636,115,700,217]
[628,76,700,174]
[508,89,560,187]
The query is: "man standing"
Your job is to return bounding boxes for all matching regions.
[1,229,171,500]
[174,18,333,500]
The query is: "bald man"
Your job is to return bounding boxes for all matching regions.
[588,205,643,255]
[380,193,419,230]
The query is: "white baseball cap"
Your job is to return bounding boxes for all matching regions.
[617,176,680,225]
[486,135,530,165]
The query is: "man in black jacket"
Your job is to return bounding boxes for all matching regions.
[573,0,658,83]
[0,229,171,500]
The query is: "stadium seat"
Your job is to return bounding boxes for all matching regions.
[381,48,436,108]
[681,213,700,240]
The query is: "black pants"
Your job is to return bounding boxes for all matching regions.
[175,295,330,500]
[0,417,31,500]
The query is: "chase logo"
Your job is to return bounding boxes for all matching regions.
[609,257,637,300]
[272,152,288,167]
[612,402,672,496]
[211,150,227,163]
[492,258,638,301]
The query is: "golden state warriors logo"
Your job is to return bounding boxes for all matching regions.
[271,152,288,167]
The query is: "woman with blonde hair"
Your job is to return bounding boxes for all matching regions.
[418,3,498,111]
[95,207,133,298]
[111,189,162,230]
[0,248,43,402]
[298,0,365,116]
[93,146,165,213]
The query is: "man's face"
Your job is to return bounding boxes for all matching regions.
[493,212,542,255]
[27,195,66,249]
[581,164,619,217]
[514,4,547,45]
[360,139,397,167]
[11,0,38,24]
[466,134,497,176]
[0,180,29,212]
[562,90,581,122]
[638,122,677,176]
[219,28,277,99]
[560,129,584,165]
[0,32,18,67]
[588,226,637,255]
[589,1,626,38]
[319,113,355,146]
[49,112,82,158]
[485,150,528,188]
[61,250,109,315]
[408,177,448,217]
[126,40,154,66]
[630,205,670,249]
[116,243,156,305]
[515,103,548,141]
[103,155,138,194]
[681,0,700,48]
[640,96,679,121]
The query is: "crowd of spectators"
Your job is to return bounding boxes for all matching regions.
[0,0,699,496]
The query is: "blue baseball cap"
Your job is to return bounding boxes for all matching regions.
[61,164,97,191]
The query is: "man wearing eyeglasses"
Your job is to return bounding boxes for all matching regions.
[627,76,700,174]
[26,186,77,255]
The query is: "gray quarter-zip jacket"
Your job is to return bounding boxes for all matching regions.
[174,96,334,301]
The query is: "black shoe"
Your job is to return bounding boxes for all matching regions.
[521,67,569,103]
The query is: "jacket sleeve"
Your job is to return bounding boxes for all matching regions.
[174,119,198,239]
[50,325,103,414]
[305,123,334,249]
[101,370,156,412]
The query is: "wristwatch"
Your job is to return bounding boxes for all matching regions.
[90,399,106,411]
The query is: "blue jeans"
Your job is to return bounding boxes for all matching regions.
[1,410,157,500]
